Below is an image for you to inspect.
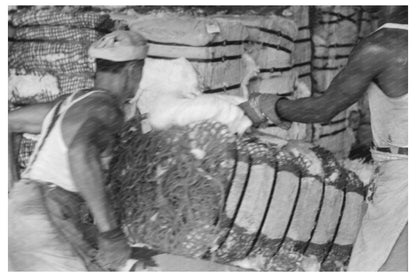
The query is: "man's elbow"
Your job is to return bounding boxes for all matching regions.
[68,137,99,164]
[8,121,23,133]
[68,141,89,158]
[319,112,337,123]
[8,120,42,134]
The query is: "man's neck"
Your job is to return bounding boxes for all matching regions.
[94,74,128,105]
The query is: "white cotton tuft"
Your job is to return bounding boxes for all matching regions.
[133,58,252,134]
[293,80,312,99]
[147,94,252,135]
[300,255,321,271]
[342,159,376,186]
[230,255,267,271]
[134,57,202,115]
[8,70,60,100]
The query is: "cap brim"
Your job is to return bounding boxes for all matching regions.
[89,45,148,62]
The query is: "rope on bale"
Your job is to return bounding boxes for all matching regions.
[266,170,303,269]
[243,160,279,256]
[301,179,326,255]
[106,116,366,271]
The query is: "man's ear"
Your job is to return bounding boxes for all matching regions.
[125,61,143,97]
[127,61,143,77]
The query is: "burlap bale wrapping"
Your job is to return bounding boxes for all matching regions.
[10,7,114,30]
[9,7,108,171]
[108,118,366,271]
[17,135,38,172]
[9,41,94,75]
[57,75,95,96]
[14,25,105,43]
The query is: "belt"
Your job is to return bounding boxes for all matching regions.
[374,145,408,155]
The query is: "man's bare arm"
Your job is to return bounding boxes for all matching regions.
[8,133,21,190]
[8,102,55,133]
[8,95,67,133]
[8,96,67,188]
[65,102,123,232]
[68,121,118,231]
[275,39,387,123]
[67,109,131,269]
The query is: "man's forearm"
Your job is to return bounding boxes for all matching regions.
[69,145,118,233]
[8,102,56,134]
[8,132,21,190]
[274,94,352,124]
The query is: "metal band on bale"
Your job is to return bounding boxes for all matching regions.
[147,54,241,63]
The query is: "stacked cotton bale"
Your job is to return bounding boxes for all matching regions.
[109,119,367,271]
[286,6,313,90]
[226,15,298,96]
[112,13,249,97]
[211,14,310,142]
[8,6,113,172]
[282,6,314,143]
[213,143,365,271]
[311,6,362,159]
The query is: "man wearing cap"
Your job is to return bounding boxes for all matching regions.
[8,31,148,271]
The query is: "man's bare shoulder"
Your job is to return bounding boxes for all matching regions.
[60,91,124,145]
[345,28,407,73]
[351,36,388,60]
[66,92,123,125]
[355,28,407,58]
[346,27,407,97]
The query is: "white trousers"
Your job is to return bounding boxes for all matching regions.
[348,155,407,271]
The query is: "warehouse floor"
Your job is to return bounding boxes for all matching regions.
[126,247,246,271]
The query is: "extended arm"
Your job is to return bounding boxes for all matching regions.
[8,132,21,190]
[65,101,130,269]
[8,97,66,188]
[266,39,387,123]
[8,95,67,133]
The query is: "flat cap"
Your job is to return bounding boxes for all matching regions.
[88,30,148,62]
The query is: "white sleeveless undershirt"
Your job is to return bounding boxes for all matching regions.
[22,89,103,192]
[368,23,408,148]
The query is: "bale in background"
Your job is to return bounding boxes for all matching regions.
[8,6,111,172]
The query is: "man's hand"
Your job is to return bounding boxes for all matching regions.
[238,93,291,129]
[96,228,132,270]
